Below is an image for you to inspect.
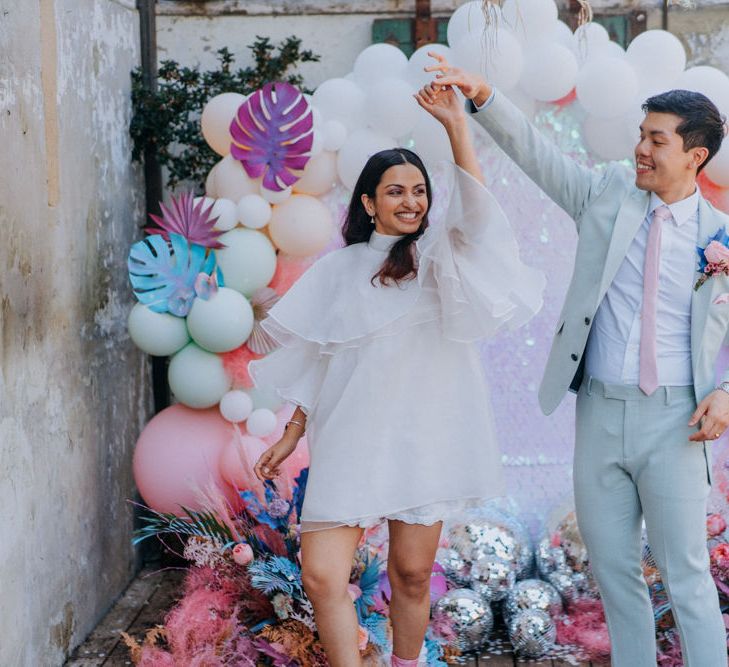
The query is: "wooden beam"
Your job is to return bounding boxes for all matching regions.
[414,0,437,49]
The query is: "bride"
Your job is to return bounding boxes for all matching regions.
[250,59,544,666]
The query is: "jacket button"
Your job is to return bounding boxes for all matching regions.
[584,317,591,325]
[571,353,578,361]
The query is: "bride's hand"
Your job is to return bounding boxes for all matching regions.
[254,437,298,481]
[414,81,465,128]
[422,51,491,106]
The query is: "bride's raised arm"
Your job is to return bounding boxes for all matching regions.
[414,52,484,185]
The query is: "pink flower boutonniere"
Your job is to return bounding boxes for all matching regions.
[696,231,729,291]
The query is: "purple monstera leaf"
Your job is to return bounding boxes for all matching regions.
[229,82,313,192]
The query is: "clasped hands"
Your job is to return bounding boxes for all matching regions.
[413,52,492,125]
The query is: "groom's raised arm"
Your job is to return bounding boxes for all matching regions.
[427,59,611,232]
[471,90,604,229]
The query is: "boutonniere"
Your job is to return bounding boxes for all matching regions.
[695,229,729,291]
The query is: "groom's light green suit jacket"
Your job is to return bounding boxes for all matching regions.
[473,91,729,416]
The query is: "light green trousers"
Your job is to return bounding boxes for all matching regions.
[574,378,726,667]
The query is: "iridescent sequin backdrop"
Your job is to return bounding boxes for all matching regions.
[321,99,729,536]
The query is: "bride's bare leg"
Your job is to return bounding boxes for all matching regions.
[387,520,443,661]
[301,525,365,667]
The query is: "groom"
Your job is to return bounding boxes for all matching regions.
[428,56,729,665]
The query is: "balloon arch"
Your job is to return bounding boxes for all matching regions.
[124,2,729,660]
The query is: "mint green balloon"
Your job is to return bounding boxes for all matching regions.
[215,228,277,297]
[186,287,254,353]
[128,303,190,356]
[168,343,231,408]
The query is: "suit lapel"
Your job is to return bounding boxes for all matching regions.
[598,190,651,299]
[691,197,720,376]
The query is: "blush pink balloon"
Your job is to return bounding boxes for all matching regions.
[132,404,242,516]
[218,429,270,495]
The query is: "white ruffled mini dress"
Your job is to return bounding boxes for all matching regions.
[250,163,545,532]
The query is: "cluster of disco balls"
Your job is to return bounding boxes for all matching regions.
[431,505,598,658]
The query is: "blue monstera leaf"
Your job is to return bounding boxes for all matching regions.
[128,233,217,316]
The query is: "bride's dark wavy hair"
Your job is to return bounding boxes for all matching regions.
[342,148,432,286]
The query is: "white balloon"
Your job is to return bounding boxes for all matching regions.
[452,29,524,92]
[551,20,574,50]
[261,185,292,204]
[336,128,396,190]
[705,143,729,188]
[219,390,254,423]
[215,228,277,296]
[200,92,246,157]
[676,66,729,116]
[353,43,408,85]
[520,42,578,102]
[246,408,278,437]
[407,43,453,90]
[447,1,486,47]
[127,303,190,356]
[585,40,626,63]
[236,194,271,229]
[572,22,610,64]
[322,119,348,152]
[366,78,420,137]
[268,194,334,257]
[168,343,231,409]
[411,109,453,165]
[313,78,366,131]
[626,30,686,92]
[210,198,237,232]
[583,114,636,161]
[215,154,260,202]
[576,57,639,119]
[186,287,254,353]
[503,0,558,44]
[293,150,338,196]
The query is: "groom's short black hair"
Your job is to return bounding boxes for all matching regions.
[642,89,726,173]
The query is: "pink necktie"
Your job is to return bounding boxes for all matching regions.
[639,205,672,395]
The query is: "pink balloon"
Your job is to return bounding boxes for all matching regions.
[132,404,242,515]
[218,429,270,495]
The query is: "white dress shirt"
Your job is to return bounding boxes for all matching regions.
[585,190,700,386]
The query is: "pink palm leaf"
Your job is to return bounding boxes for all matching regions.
[145,192,226,249]
[229,82,313,192]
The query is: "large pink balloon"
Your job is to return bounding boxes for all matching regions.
[218,430,270,495]
[132,404,241,515]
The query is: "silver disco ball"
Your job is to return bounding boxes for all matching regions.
[435,546,470,587]
[431,588,494,652]
[471,555,516,603]
[503,578,563,620]
[507,608,557,658]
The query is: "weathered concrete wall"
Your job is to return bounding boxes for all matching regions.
[0,1,148,664]
[157,0,729,91]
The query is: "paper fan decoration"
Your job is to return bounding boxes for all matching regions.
[128,233,217,317]
[146,192,226,249]
[229,82,313,192]
[247,287,281,355]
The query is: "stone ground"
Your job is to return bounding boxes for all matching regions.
[66,568,602,667]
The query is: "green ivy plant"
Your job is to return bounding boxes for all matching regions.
[130,37,320,191]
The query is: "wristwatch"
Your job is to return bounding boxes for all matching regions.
[717,382,729,395]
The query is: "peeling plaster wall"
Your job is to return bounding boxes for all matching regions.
[0,1,148,664]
